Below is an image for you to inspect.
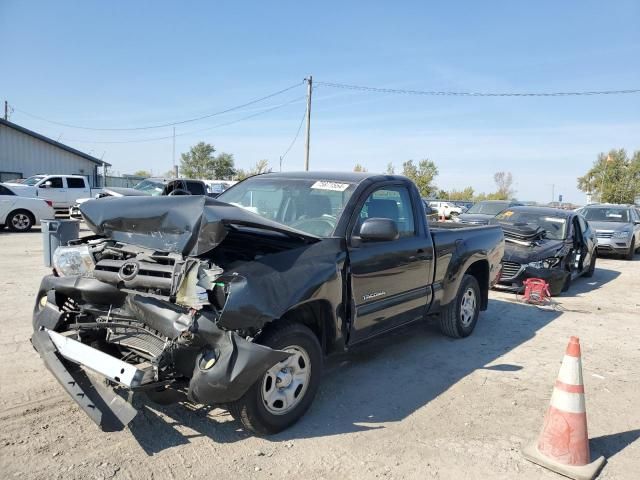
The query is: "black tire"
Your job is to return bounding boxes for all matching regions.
[7,210,34,232]
[438,274,481,338]
[625,239,635,260]
[228,322,323,435]
[583,252,596,278]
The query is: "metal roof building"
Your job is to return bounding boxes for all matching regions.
[0,118,110,186]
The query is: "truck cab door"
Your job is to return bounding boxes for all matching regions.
[346,184,434,344]
[37,176,66,208]
[65,177,90,204]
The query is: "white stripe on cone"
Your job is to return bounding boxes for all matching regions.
[550,388,586,414]
[557,355,583,386]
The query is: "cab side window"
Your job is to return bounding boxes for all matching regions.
[45,177,64,188]
[357,186,415,237]
[67,178,86,188]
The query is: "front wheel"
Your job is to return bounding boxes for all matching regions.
[228,322,323,435]
[439,274,481,338]
[625,239,635,260]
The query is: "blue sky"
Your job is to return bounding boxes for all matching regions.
[1,1,639,203]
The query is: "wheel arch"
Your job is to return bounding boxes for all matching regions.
[7,208,36,228]
[464,260,489,310]
[277,300,337,356]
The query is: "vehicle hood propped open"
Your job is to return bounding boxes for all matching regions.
[80,195,319,256]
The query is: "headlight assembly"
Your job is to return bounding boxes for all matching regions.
[52,245,95,277]
[527,257,561,269]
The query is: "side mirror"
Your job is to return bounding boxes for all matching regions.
[359,218,399,242]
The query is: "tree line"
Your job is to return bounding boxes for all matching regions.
[355,160,515,201]
[577,149,640,204]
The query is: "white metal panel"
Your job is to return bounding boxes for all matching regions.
[0,123,98,185]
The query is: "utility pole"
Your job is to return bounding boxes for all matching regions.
[304,76,312,171]
[279,155,283,172]
[4,101,8,120]
[551,184,555,204]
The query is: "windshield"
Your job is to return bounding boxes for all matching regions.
[217,177,357,237]
[467,201,510,215]
[495,210,568,240]
[581,207,630,223]
[22,175,46,186]
[134,179,165,196]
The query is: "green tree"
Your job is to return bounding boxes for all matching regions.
[577,149,640,203]
[179,142,236,179]
[180,142,216,179]
[402,159,439,197]
[493,171,515,200]
[133,169,152,178]
[447,186,475,201]
[212,152,236,179]
[353,163,367,172]
[235,159,272,180]
[385,162,395,175]
[436,189,448,199]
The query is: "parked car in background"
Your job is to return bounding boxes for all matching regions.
[421,199,440,222]
[204,180,238,197]
[492,206,597,295]
[0,184,55,232]
[32,171,504,434]
[428,201,463,219]
[3,174,98,215]
[578,204,640,260]
[454,200,523,225]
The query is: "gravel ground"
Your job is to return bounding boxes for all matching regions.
[0,228,638,480]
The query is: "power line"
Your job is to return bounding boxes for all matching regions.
[279,105,307,165]
[315,81,640,97]
[13,82,303,131]
[65,96,306,144]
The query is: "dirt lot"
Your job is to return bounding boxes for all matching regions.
[0,228,638,480]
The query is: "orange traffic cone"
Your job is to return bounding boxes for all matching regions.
[523,337,605,480]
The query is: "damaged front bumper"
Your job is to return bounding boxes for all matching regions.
[495,265,569,296]
[31,274,290,431]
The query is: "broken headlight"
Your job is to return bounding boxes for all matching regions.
[527,257,561,269]
[52,245,95,277]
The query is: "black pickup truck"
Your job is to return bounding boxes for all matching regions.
[32,172,504,435]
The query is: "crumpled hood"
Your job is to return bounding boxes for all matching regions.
[503,238,566,264]
[457,213,494,224]
[587,221,630,232]
[80,195,318,256]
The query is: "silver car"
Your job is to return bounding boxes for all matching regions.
[578,204,640,260]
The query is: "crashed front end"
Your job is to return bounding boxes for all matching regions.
[494,224,570,296]
[31,196,324,431]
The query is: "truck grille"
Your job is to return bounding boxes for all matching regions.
[596,231,613,239]
[93,254,182,294]
[500,261,522,280]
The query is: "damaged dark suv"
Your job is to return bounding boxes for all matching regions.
[32,172,503,435]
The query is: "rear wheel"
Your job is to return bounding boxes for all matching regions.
[7,210,34,232]
[439,274,481,338]
[625,239,635,260]
[228,322,322,435]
